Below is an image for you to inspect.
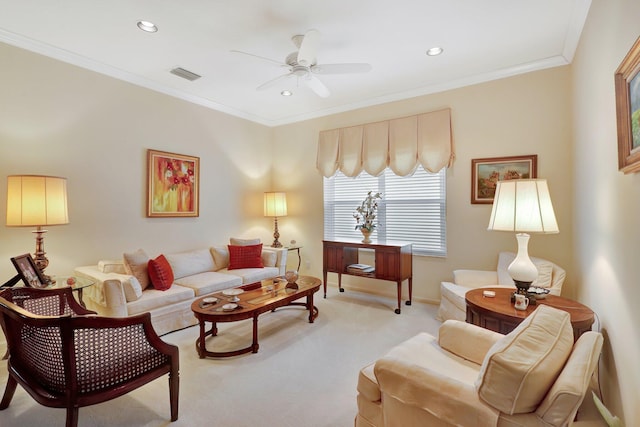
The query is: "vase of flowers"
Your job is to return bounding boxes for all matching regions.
[354,191,382,243]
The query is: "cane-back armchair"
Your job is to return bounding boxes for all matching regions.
[0,287,179,427]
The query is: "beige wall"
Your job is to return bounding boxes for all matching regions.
[0,42,276,278]
[274,67,574,303]
[2,3,638,422]
[571,0,640,424]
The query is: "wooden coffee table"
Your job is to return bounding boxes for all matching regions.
[465,287,595,341]
[191,276,321,358]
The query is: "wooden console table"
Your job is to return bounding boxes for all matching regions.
[465,287,595,341]
[322,239,412,314]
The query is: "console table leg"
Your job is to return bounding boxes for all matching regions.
[338,273,344,292]
[405,278,413,306]
[323,271,328,298]
[395,281,402,314]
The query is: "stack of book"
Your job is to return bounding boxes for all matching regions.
[347,263,375,275]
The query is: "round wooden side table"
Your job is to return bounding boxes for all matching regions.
[465,287,595,341]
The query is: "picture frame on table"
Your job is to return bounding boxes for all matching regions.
[10,253,47,288]
[615,35,640,174]
[471,154,538,204]
[147,149,200,217]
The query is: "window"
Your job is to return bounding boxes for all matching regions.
[323,166,446,257]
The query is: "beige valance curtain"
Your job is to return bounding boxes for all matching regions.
[316,108,454,177]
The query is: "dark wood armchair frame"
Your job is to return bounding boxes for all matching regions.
[0,287,179,427]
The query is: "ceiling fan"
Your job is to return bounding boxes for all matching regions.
[232,29,372,98]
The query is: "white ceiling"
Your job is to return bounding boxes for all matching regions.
[0,0,591,127]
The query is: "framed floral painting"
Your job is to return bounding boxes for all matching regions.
[471,155,537,204]
[147,149,199,217]
[615,35,640,174]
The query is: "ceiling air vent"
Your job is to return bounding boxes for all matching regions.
[170,67,201,81]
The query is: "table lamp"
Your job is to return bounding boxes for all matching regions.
[487,179,558,295]
[6,175,69,284]
[264,192,287,248]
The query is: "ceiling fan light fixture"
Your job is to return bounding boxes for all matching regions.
[426,47,443,56]
[281,90,293,97]
[137,20,158,33]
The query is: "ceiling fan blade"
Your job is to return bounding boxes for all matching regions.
[304,74,330,98]
[230,50,283,66]
[311,63,372,74]
[297,29,320,67]
[256,73,295,91]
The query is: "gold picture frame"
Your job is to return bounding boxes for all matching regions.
[147,149,200,217]
[471,155,538,204]
[615,35,640,174]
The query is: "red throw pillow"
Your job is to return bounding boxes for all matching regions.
[148,255,174,291]
[228,244,264,270]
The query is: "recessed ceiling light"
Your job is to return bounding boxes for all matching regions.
[137,20,158,33]
[281,90,293,97]
[426,47,443,56]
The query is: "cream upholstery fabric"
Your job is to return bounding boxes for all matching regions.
[476,305,574,414]
[97,259,126,274]
[438,251,566,322]
[355,315,603,427]
[210,245,229,270]
[174,271,241,296]
[229,237,261,246]
[317,108,453,178]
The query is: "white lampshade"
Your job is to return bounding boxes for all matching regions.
[264,192,287,218]
[487,179,558,285]
[487,179,558,234]
[6,175,69,227]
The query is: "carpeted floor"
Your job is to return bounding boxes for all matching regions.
[0,289,441,427]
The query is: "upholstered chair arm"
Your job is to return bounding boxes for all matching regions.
[374,356,499,427]
[438,320,504,365]
[74,266,128,317]
[453,269,499,287]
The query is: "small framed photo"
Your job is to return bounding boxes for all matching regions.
[615,35,640,174]
[10,253,47,288]
[471,155,537,204]
[147,149,200,217]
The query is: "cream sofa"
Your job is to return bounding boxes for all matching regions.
[356,305,603,427]
[74,244,287,335]
[438,251,566,322]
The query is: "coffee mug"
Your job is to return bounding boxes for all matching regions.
[514,293,530,310]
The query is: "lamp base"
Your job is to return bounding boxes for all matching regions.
[510,280,536,304]
[271,217,283,248]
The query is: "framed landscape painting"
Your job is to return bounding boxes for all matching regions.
[147,149,200,217]
[471,155,537,204]
[615,35,640,174]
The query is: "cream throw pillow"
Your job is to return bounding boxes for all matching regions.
[229,237,261,246]
[210,246,229,270]
[261,250,277,267]
[475,305,574,414]
[123,249,151,290]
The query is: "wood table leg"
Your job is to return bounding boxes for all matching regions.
[405,277,413,306]
[395,281,402,314]
[251,314,260,353]
[323,271,328,298]
[338,273,344,292]
[197,319,206,358]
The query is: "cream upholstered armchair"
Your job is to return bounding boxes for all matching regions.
[355,305,603,427]
[438,251,566,322]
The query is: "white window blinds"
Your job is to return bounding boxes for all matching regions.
[323,166,446,257]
